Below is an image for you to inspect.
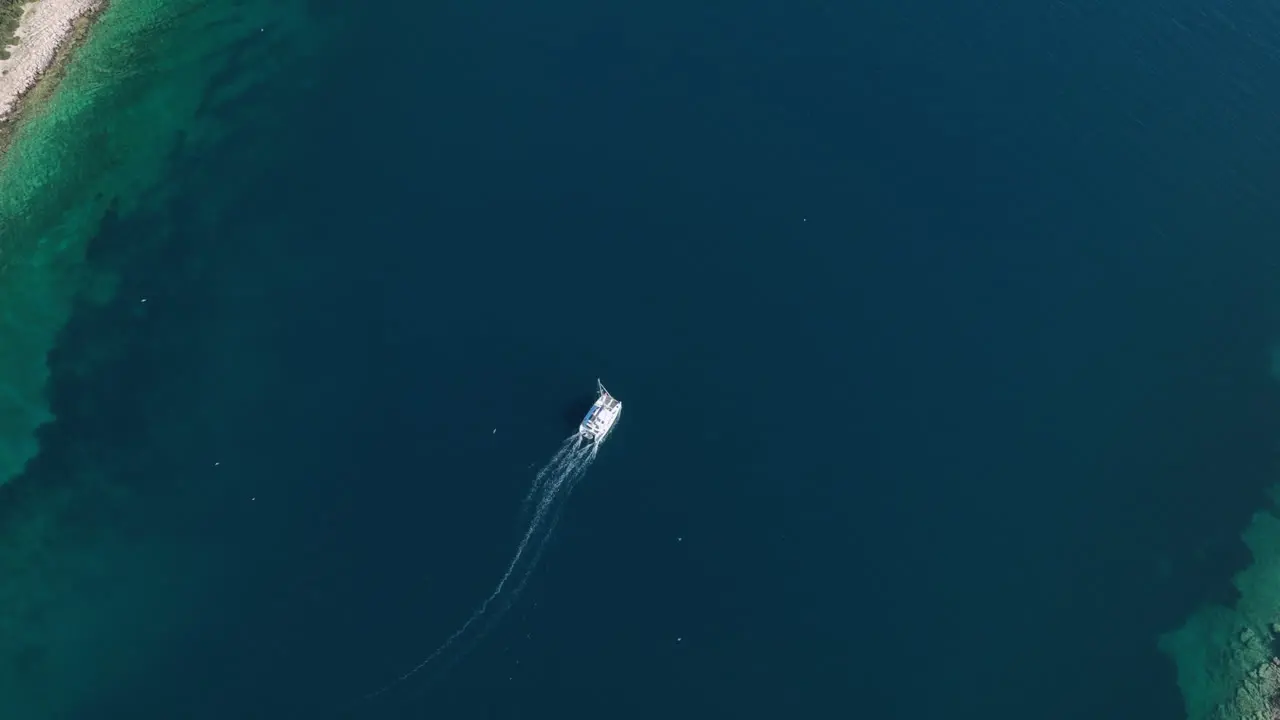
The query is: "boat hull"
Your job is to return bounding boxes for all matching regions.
[579,380,621,442]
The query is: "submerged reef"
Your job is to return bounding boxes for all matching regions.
[1164,495,1280,720]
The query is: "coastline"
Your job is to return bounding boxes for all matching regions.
[0,0,324,711]
[0,0,103,156]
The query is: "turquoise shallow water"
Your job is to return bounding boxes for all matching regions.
[0,0,325,716]
[0,0,321,483]
[5,1,1280,719]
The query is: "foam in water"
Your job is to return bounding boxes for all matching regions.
[360,433,601,703]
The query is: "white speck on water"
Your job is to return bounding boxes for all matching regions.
[140,298,147,303]
[493,428,497,434]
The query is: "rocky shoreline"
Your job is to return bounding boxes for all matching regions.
[0,0,102,133]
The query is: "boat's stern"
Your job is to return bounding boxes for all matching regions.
[577,414,597,441]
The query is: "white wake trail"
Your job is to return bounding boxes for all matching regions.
[362,434,597,702]
[521,435,583,517]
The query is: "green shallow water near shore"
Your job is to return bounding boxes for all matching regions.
[5,0,1280,718]
[0,0,323,716]
[0,0,319,485]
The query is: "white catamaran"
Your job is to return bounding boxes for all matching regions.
[579,380,622,443]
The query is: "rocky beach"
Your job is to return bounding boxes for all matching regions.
[0,0,100,123]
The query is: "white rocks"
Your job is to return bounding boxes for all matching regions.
[0,0,101,121]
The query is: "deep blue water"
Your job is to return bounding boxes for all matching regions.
[27,0,1280,718]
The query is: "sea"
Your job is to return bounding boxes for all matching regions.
[4,0,1280,718]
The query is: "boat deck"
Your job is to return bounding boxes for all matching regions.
[580,382,622,441]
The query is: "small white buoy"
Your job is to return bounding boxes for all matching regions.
[492,428,497,434]
[140,298,147,303]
